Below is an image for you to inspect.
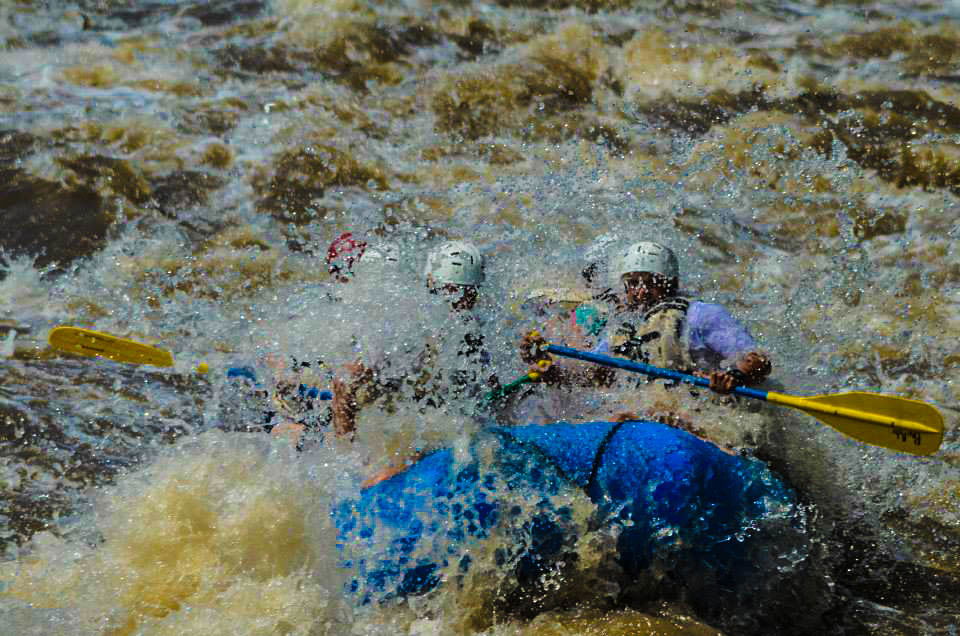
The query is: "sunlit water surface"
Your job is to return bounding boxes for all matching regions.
[1,0,960,633]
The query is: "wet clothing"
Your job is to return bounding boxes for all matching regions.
[686,301,760,367]
[225,364,334,446]
[409,315,493,413]
[571,302,608,337]
[606,298,695,372]
[496,301,612,426]
[352,312,494,419]
[597,299,758,372]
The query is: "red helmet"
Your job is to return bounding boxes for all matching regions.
[325,232,367,281]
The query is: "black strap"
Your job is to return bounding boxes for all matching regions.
[642,296,690,321]
[586,420,627,499]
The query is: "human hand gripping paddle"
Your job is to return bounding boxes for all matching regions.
[480,359,553,407]
[539,342,944,456]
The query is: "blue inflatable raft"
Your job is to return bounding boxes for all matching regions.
[334,420,797,606]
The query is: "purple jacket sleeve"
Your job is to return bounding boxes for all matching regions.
[686,302,757,361]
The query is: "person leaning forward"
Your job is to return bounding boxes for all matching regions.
[331,240,496,438]
[521,241,771,398]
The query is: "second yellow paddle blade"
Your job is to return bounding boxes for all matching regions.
[770,391,944,456]
[48,326,174,368]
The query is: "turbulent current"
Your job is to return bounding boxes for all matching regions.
[1,0,960,634]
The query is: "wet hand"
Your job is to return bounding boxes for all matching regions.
[343,359,366,377]
[737,352,772,383]
[527,357,558,384]
[342,359,371,389]
[707,371,738,395]
[519,330,549,364]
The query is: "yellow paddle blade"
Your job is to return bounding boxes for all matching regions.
[766,391,944,456]
[48,326,174,368]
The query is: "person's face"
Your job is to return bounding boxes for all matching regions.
[429,280,479,311]
[452,285,479,311]
[621,272,670,309]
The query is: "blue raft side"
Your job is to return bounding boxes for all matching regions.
[333,447,505,605]
[496,420,618,487]
[334,421,796,604]
[592,421,793,574]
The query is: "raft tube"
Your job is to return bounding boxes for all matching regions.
[334,421,796,605]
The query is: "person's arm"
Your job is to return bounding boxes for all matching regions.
[268,381,307,444]
[689,303,772,394]
[330,360,370,440]
[331,377,357,440]
[519,331,612,388]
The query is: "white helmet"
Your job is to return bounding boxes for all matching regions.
[424,241,484,287]
[582,233,617,287]
[609,242,679,287]
[353,242,400,275]
[585,232,618,264]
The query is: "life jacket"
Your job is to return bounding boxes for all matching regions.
[405,314,491,411]
[571,301,608,337]
[609,297,694,373]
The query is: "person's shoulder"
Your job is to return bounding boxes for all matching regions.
[688,299,732,313]
[687,300,737,324]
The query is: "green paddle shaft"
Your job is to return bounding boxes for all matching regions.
[481,373,538,405]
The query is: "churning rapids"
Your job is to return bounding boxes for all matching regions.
[1,0,960,634]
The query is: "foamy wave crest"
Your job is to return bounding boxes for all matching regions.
[1,430,358,635]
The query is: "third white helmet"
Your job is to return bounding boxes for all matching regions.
[424,241,484,287]
[609,242,679,287]
[353,242,400,276]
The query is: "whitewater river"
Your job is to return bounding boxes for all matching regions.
[1,0,959,634]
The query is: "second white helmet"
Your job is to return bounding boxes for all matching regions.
[609,242,679,287]
[353,242,400,276]
[424,241,484,287]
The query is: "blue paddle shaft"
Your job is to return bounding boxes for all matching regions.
[226,368,332,400]
[545,345,769,401]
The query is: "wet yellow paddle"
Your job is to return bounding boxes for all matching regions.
[545,344,944,456]
[48,326,209,373]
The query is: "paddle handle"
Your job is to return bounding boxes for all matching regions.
[544,344,770,401]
